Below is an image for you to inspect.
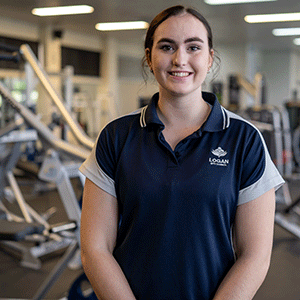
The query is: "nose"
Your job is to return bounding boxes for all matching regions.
[173,47,187,67]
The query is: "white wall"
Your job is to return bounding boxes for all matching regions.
[261,49,291,107]
[117,40,158,115]
[289,51,300,100]
[209,44,300,109]
[0,16,39,41]
[205,44,246,107]
[119,79,158,114]
[215,44,246,83]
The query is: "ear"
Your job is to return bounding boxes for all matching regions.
[145,48,152,69]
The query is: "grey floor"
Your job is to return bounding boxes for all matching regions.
[1,175,300,299]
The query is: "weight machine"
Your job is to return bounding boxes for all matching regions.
[236,73,300,239]
[0,43,94,299]
[0,118,80,299]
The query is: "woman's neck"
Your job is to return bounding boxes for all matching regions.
[156,92,211,151]
[157,91,210,128]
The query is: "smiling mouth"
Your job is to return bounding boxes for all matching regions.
[169,71,191,77]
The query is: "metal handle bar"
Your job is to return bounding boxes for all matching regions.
[20,44,94,150]
[0,80,90,161]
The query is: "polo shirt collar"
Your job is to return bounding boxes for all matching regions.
[202,92,230,132]
[140,92,229,132]
[140,93,163,128]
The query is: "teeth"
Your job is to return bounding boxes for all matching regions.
[171,72,190,77]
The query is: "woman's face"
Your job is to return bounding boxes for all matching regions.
[146,13,214,98]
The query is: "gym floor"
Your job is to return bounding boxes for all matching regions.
[0,175,300,299]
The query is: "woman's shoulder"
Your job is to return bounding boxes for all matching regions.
[224,107,265,136]
[101,107,145,135]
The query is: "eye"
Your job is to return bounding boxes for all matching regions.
[188,45,201,52]
[160,44,174,52]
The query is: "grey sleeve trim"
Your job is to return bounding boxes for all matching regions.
[79,145,117,198]
[238,124,285,205]
[238,173,284,205]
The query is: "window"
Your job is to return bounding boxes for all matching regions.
[0,36,38,70]
[61,47,101,77]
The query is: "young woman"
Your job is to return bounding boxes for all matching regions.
[79,5,284,300]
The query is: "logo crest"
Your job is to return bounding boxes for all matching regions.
[211,147,227,158]
[209,147,229,167]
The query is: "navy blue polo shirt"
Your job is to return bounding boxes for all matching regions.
[80,92,284,300]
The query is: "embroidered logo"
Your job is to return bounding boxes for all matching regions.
[209,147,229,167]
[211,147,227,158]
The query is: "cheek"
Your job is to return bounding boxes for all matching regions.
[196,55,212,70]
[151,56,164,73]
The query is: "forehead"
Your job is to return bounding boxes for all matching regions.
[153,13,208,43]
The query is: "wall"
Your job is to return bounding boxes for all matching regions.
[289,51,300,100]
[261,49,291,107]
[119,79,158,114]
[117,41,158,115]
[0,16,39,41]
[206,44,246,107]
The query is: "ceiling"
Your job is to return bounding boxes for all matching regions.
[1,0,300,51]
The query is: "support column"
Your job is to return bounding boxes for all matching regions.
[36,25,62,125]
[289,51,300,100]
[244,43,262,108]
[98,34,119,128]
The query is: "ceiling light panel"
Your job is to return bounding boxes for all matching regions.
[95,21,149,31]
[245,12,300,23]
[294,38,300,45]
[204,0,276,4]
[272,28,300,36]
[32,5,94,16]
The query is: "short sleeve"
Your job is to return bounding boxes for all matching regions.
[238,129,285,205]
[79,128,117,198]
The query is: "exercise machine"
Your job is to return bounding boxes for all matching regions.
[0,119,76,268]
[232,71,300,239]
[285,99,300,169]
[0,43,93,298]
[239,104,300,239]
[20,44,94,150]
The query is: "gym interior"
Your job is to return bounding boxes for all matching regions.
[1,0,300,299]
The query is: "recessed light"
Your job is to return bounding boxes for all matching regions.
[95,21,149,31]
[204,0,276,4]
[245,12,300,23]
[272,28,300,36]
[32,5,94,17]
[293,38,300,45]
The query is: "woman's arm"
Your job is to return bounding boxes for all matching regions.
[213,188,276,300]
[80,178,136,300]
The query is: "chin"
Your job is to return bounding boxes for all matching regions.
[169,87,201,97]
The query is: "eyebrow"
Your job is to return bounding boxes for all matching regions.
[157,37,205,44]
